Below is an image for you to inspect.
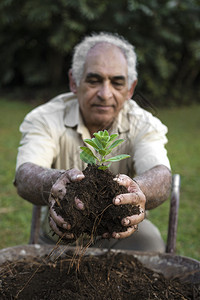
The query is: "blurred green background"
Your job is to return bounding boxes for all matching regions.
[0,0,199,260]
[0,0,199,106]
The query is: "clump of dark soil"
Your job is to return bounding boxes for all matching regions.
[54,165,140,240]
[0,251,198,300]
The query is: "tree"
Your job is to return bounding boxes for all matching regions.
[0,0,199,105]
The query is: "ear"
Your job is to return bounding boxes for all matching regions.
[68,69,78,94]
[128,80,138,99]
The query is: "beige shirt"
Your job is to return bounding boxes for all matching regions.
[16,92,171,241]
[17,92,170,174]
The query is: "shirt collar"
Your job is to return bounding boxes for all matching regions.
[64,96,91,139]
[110,101,130,134]
[64,95,79,128]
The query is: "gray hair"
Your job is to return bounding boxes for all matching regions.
[71,32,137,89]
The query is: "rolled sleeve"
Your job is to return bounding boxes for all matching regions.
[16,113,57,170]
[132,118,171,175]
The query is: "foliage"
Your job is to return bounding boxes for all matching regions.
[0,0,200,105]
[80,130,130,170]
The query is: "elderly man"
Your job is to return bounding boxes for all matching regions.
[14,32,171,252]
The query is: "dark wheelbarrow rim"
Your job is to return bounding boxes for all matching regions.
[0,244,199,284]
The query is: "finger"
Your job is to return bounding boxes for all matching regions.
[49,198,71,229]
[121,210,145,227]
[49,217,74,239]
[51,169,84,199]
[51,181,68,199]
[113,191,146,207]
[51,172,72,198]
[49,217,65,237]
[67,168,85,182]
[112,225,138,239]
[102,232,111,239]
[114,174,138,192]
[50,207,71,229]
[63,232,74,239]
[75,197,85,210]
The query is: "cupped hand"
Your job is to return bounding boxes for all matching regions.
[48,168,85,239]
[103,174,146,239]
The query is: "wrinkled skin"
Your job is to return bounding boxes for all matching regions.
[69,43,137,136]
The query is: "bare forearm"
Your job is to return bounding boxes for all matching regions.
[14,162,64,205]
[133,165,172,210]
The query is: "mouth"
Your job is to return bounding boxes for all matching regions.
[92,104,114,112]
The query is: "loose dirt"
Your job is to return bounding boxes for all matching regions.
[0,251,199,299]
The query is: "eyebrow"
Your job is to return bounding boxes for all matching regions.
[86,73,102,80]
[85,72,126,81]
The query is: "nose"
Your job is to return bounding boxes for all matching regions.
[97,81,113,100]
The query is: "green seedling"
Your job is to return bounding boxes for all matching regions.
[80,130,130,170]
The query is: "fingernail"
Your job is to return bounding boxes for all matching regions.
[102,233,109,238]
[114,197,120,205]
[76,174,84,180]
[63,223,71,230]
[114,233,120,239]
[77,202,84,210]
[114,178,122,184]
[75,198,84,210]
[65,233,74,239]
[122,218,130,226]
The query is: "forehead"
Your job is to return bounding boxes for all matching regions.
[83,43,128,77]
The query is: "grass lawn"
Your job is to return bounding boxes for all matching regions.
[150,105,200,260]
[0,97,199,260]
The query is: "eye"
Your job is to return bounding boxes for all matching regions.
[112,81,124,89]
[113,81,123,85]
[86,76,102,86]
[88,79,99,84]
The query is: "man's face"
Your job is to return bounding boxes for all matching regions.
[72,43,136,135]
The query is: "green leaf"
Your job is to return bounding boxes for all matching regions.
[94,131,103,137]
[100,148,112,156]
[80,130,130,169]
[105,154,130,162]
[109,134,118,142]
[84,139,99,151]
[98,149,108,156]
[94,131,110,147]
[103,130,109,137]
[80,147,97,164]
[100,136,110,147]
[92,136,104,149]
[87,131,117,150]
[107,139,124,151]
[106,134,118,147]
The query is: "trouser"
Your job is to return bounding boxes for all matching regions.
[91,219,165,252]
[38,219,165,253]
